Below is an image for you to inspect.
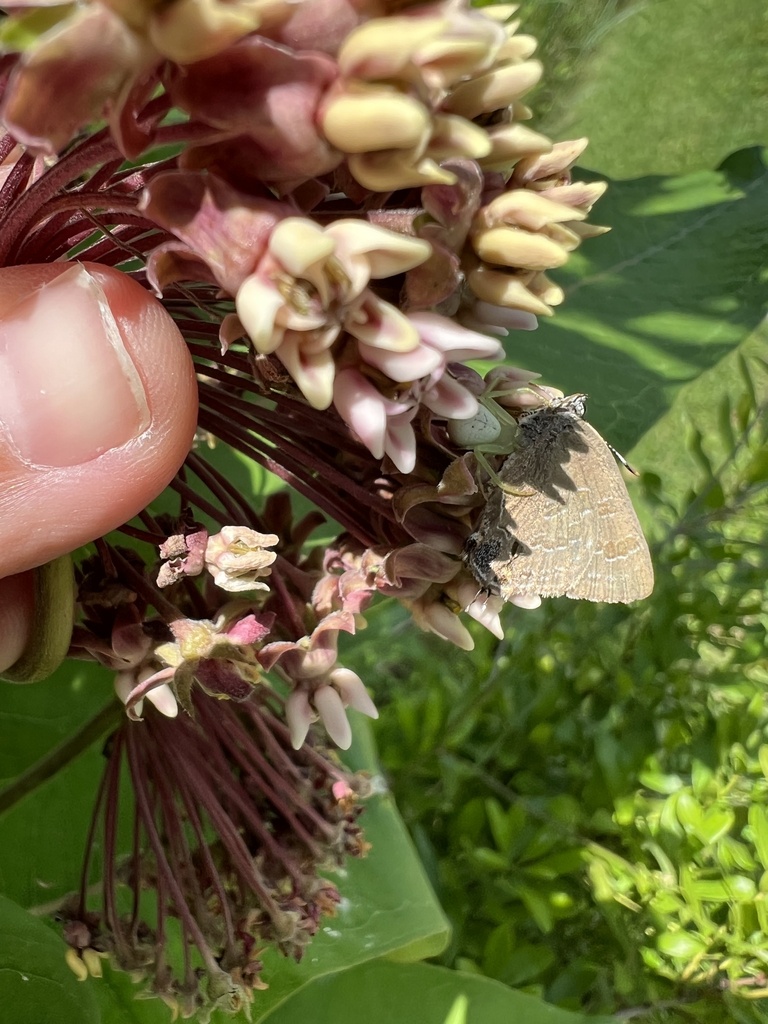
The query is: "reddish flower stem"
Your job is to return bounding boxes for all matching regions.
[254,703,354,783]
[0,128,120,264]
[198,397,383,544]
[240,705,305,786]
[170,474,231,525]
[118,523,166,546]
[264,567,309,639]
[0,146,35,222]
[151,751,213,932]
[108,546,185,621]
[202,703,330,855]
[157,725,287,923]
[77,742,113,919]
[184,450,262,527]
[125,724,222,978]
[102,730,132,962]
[167,761,238,957]
[128,806,143,939]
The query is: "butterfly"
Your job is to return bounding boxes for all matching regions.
[463,394,654,603]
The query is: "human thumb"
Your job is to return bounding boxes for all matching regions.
[0,262,198,676]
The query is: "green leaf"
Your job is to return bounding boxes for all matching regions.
[749,805,768,871]
[549,0,768,178]
[0,673,449,1023]
[631,320,768,531]
[0,661,122,908]
[259,960,611,1024]
[0,6,76,52]
[657,931,708,960]
[638,770,684,795]
[494,943,557,988]
[0,894,99,1024]
[484,798,514,856]
[502,151,768,463]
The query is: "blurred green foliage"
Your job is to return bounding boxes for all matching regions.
[515,0,768,179]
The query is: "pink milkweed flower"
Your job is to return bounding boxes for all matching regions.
[409,586,475,652]
[125,606,273,717]
[320,3,505,191]
[259,611,378,749]
[114,665,179,719]
[334,313,504,471]
[235,218,431,409]
[332,368,419,473]
[286,667,378,751]
[453,580,505,639]
[167,35,341,185]
[204,526,279,593]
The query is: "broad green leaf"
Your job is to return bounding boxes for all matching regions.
[259,960,612,1024]
[502,150,768,456]
[0,661,122,909]
[0,894,99,1024]
[631,318,768,533]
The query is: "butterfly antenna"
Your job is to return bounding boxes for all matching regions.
[608,443,638,476]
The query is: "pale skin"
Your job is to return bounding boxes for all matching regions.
[0,264,199,676]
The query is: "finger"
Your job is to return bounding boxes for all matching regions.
[0,262,198,578]
[0,572,34,675]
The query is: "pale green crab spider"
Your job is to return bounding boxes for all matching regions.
[446,385,541,496]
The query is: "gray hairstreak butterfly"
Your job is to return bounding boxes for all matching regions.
[463,394,653,603]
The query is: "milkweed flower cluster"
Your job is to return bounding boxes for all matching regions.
[0,0,605,1015]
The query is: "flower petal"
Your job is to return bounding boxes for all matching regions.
[286,688,313,749]
[313,685,352,749]
[331,667,379,719]
[236,275,286,355]
[276,333,337,409]
[410,312,505,361]
[146,683,180,718]
[333,368,388,459]
[422,375,479,419]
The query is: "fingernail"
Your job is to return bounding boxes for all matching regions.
[0,265,150,467]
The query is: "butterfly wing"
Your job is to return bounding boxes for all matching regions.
[489,420,653,603]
